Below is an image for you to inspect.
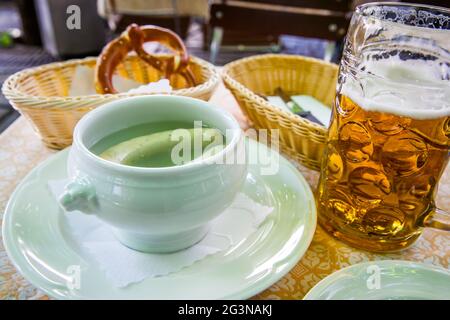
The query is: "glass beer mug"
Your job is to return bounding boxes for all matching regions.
[317,3,450,252]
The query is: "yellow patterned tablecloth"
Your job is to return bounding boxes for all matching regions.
[0,84,449,300]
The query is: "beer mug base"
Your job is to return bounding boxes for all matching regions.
[318,215,422,252]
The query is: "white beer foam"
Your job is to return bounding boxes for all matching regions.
[341,55,450,120]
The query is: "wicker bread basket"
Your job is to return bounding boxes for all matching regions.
[222,54,338,171]
[2,55,219,149]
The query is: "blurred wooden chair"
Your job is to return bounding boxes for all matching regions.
[206,0,449,64]
[206,0,353,63]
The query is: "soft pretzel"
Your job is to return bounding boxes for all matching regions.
[95,24,196,94]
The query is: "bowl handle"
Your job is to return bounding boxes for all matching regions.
[59,177,98,214]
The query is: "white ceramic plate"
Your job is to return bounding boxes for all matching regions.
[3,139,316,299]
[304,260,450,300]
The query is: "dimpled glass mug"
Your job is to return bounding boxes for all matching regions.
[317,3,450,252]
[59,95,247,253]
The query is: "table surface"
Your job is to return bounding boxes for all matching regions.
[0,83,449,300]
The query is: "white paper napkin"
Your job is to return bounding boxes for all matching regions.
[48,180,273,288]
[68,65,172,96]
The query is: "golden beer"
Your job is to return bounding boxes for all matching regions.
[317,3,450,252]
[317,94,449,251]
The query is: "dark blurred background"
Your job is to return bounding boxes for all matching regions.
[0,0,448,132]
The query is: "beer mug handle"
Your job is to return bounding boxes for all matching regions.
[423,208,450,231]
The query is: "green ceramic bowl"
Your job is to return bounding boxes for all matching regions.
[61,95,247,253]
